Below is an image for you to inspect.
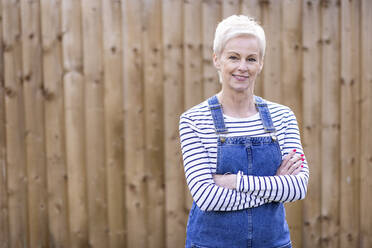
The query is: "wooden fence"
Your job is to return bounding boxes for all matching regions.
[0,0,371,247]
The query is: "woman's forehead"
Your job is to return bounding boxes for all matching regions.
[223,36,260,54]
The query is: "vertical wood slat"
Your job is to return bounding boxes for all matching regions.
[340,0,360,247]
[222,0,240,18]
[360,0,372,246]
[143,0,166,247]
[241,0,263,97]
[202,0,222,98]
[62,0,89,246]
[320,0,340,247]
[162,0,186,247]
[102,0,125,247]
[81,0,108,247]
[40,0,70,247]
[122,1,147,247]
[261,0,281,102]
[20,0,48,246]
[302,0,322,247]
[2,0,29,247]
[281,1,303,247]
[0,1,10,247]
[183,0,203,211]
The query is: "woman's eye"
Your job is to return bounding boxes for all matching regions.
[248,58,257,62]
[229,56,238,60]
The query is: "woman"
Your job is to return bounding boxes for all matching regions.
[179,15,309,248]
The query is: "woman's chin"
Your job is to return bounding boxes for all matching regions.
[227,82,251,93]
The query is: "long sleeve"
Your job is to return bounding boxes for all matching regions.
[180,116,268,211]
[236,109,309,202]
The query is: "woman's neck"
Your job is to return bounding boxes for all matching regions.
[217,90,258,118]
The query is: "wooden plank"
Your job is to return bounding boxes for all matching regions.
[280,1,303,247]
[241,0,263,97]
[0,1,10,247]
[81,1,109,247]
[40,0,70,247]
[281,0,302,123]
[184,0,203,211]
[202,0,222,98]
[360,0,372,247]
[340,0,360,247]
[162,0,187,247]
[241,0,261,23]
[222,0,241,18]
[122,1,147,247]
[102,0,125,247]
[143,0,165,247]
[261,0,281,102]
[301,1,322,247]
[20,0,48,246]
[62,0,89,246]
[320,0,340,246]
[2,0,29,246]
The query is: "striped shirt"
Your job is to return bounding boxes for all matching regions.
[179,98,309,211]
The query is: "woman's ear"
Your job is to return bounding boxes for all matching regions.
[258,59,264,73]
[213,53,221,70]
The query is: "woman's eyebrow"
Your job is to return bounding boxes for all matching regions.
[225,50,259,56]
[225,50,239,54]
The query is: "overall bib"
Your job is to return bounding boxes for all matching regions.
[185,95,291,248]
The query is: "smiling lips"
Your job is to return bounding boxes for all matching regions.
[232,74,249,81]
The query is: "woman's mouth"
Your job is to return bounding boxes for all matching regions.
[232,74,249,81]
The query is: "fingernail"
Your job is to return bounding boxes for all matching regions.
[293,149,296,152]
[302,158,305,161]
[301,154,304,157]
[301,165,304,168]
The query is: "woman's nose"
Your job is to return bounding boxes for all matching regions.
[238,60,249,71]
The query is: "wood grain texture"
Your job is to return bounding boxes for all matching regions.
[222,0,241,18]
[162,0,187,247]
[123,1,147,247]
[261,0,281,102]
[340,0,360,247]
[20,0,48,246]
[40,0,70,246]
[0,1,9,247]
[143,0,166,247]
[82,0,109,246]
[302,0,322,247]
[202,0,222,98]
[3,0,29,247]
[360,0,372,247]
[102,0,125,247]
[320,0,341,246]
[62,0,89,246]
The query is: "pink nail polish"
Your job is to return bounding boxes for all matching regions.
[301,154,304,157]
[301,165,304,168]
[302,158,305,161]
[293,149,296,152]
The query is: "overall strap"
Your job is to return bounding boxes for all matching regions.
[254,96,277,137]
[208,95,228,135]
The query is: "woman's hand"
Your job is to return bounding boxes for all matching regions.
[213,174,237,189]
[213,149,304,189]
[276,149,304,176]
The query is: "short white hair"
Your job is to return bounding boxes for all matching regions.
[213,15,266,59]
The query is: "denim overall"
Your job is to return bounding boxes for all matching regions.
[185,95,291,248]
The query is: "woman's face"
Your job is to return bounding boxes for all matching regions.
[214,35,263,93]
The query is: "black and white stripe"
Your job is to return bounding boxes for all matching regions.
[179,99,309,211]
